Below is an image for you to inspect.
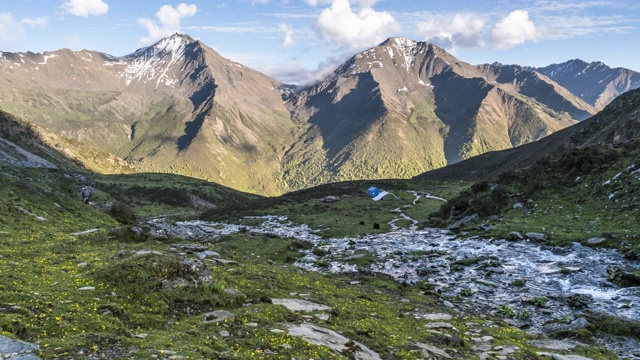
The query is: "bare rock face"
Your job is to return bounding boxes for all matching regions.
[286,324,381,360]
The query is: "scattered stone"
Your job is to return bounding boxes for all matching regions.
[443,301,455,308]
[213,258,237,265]
[415,313,453,321]
[536,352,593,360]
[314,313,329,321]
[136,249,163,256]
[528,339,585,351]
[447,213,479,230]
[425,322,455,330]
[197,250,220,259]
[0,335,41,359]
[218,330,230,338]
[566,294,593,308]
[526,232,546,242]
[272,299,331,312]
[77,286,95,291]
[286,324,381,360]
[506,231,524,241]
[204,310,235,324]
[280,343,292,349]
[171,244,208,252]
[319,196,340,203]
[543,317,589,334]
[270,329,285,334]
[70,228,99,236]
[584,237,607,246]
[409,343,452,359]
[245,322,258,327]
[513,202,524,209]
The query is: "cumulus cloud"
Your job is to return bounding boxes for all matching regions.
[21,17,48,27]
[314,0,400,52]
[415,13,485,52]
[138,3,197,44]
[490,10,540,49]
[0,13,23,46]
[62,0,109,17]
[279,23,295,47]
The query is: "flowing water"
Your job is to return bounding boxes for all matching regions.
[146,192,640,358]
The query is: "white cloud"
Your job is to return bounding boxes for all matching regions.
[305,0,380,7]
[415,13,485,52]
[138,3,197,44]
[490,10,540,49]
[21,17,48,27]
[0,13,23,46]
[62,0,109,17]
[279,23,295,47]
[314,0,400,52]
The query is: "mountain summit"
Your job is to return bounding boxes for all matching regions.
[281,37,591,188]
[535,59,640,110]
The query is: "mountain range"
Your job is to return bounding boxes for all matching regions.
[1,34,638,194]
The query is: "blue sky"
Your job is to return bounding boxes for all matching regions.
[1,0,638,84]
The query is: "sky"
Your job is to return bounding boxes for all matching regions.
[1,0,639,84]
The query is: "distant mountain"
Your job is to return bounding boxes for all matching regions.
[535,59,640,111]
[0,34,608,194]
[282,37,592,189]
[415,87,640,182]
[0,34,297,194]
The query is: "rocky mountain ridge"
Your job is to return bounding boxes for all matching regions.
[0,34,634,194]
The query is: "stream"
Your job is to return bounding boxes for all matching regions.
[145,191,640,359]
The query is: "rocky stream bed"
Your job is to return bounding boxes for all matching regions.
[142,191,640,359]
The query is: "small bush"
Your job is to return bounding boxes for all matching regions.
[110,201,137,225]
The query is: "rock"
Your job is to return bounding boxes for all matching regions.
[447,213,479,230]
[319,196,340,203]
[270,329,285,334]
[213,258,237,265]
[584,237,606,246]
[77,286,95,291]
[526,232,546,241]
[513,202,524,209]
[314,313,329,321]
[171,244,208,252]
[566,294,593,308]
[543,317,589,334]
[409,343,452,359]
[425,322,456,330]
[536,352,593,360]
[442,301,455,308]
[286,324,381,360]
[272,299,331,312]
[415,313,453,321]
[0,335,41,359]
[528,339,586,351]
[136,249,163,256]
[196,250,220,259]
[506,232,524,241]
[218,330,230,338]
[204,310,235,324]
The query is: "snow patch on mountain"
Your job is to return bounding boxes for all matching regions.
[120,35,188,88]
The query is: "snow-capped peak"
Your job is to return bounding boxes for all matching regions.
[118,34,195,88]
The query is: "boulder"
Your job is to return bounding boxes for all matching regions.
[204,310,235,324]
[506,231,524,241]
[286,324,381,360]
[526,232,546,242]
[272,299,331,312]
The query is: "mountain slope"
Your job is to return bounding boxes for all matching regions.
[536,59,640,110]
[415,87,640,182]
[283,37,590,189]
[0,34,297,194]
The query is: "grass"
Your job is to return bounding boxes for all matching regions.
[429,143,640,257]
[0,161,625,359]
